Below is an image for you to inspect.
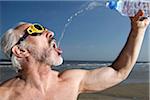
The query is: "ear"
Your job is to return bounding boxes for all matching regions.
[12,45,30,58]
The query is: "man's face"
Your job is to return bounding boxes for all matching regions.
[19,24,63,66]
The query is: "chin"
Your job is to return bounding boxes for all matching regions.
[52,56,63,66]
[54,57,63,66]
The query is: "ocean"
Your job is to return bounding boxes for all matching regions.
[0,60,149,84]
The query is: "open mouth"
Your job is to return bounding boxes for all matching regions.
[50,39,62,55]
[52,41,57,48]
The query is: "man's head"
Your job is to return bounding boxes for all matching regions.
[1,22,63,70]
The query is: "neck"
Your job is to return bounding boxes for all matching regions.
[19,58,59,93]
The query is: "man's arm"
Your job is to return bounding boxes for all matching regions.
[78,10,150,93]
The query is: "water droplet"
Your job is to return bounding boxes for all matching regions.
[67,19,70,22]
[58,1,101,47]
[75,13,78,16]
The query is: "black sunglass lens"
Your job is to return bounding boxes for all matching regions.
[34,25,43,30]
[31,33,42,36]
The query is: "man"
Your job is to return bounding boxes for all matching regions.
[0,10,149,100]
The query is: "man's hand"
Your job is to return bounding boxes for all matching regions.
[130,10,150,31]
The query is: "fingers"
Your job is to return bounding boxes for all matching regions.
[130,10,150,29]
[139,17,148,21]
[130,10,144,21]
[134,10,144,21]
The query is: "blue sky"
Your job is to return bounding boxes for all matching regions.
[0,1,149,61]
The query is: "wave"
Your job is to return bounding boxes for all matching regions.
[0,60,149,68]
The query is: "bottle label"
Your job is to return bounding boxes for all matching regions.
[122,1,150,17]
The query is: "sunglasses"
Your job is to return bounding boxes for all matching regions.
[10,23,45,57]
[16,23,45,44]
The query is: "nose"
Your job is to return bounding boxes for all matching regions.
[43,29,54,39]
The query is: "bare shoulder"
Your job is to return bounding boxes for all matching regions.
[0,78,24,100]
[59,69,88,80]
[0,77,24,91]
[0,85,12,100]
[0,86,10,94]
[59,69,89,93]
[0,78,17,93]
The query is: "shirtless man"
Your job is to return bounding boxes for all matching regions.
[0,10,149,100]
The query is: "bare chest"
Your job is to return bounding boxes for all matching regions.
[5,82,80,100]
[47,81,80,100]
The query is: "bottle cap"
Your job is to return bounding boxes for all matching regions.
[107,0,118,9]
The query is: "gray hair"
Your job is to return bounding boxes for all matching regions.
[1,22,29,70]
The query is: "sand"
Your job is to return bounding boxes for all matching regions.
[78,83,149,100]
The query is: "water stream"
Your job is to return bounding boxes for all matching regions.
[57,1,107,47]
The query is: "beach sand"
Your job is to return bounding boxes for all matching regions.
[78,83,149,100]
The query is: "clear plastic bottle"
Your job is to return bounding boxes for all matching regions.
[106,0,150,17]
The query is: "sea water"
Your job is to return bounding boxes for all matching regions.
[0,61,149,84]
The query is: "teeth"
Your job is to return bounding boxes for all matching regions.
[50,40,57,48]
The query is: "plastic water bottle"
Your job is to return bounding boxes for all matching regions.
[106,0,150,17]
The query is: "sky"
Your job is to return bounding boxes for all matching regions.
[0,1,150,61]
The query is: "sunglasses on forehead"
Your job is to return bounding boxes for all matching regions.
[10,23,45,57]
[16,23,45,44]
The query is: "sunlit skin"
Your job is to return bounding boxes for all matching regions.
[0,10,149,100]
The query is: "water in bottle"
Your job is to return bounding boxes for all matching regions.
[106,0,150,17]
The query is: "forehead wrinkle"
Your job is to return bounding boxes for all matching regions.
[14,24,32,38]
[14,24,32,32]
